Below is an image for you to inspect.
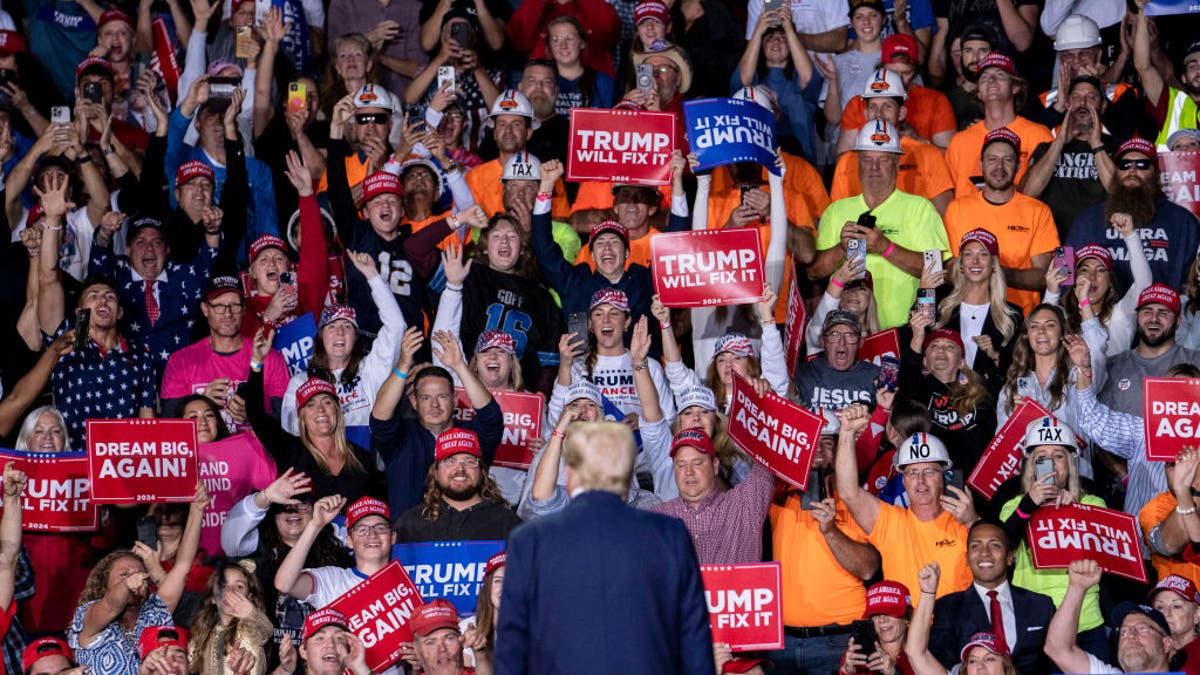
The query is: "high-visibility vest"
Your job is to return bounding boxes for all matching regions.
[1156,86,1200,151]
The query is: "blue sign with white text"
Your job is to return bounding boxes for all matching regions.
[684,98,780,176]
[392,540,506,616]
[275,312,317,377]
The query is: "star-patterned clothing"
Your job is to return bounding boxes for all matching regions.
[46,322,157,446]
[88,240,218,379]
[68,593,173,675]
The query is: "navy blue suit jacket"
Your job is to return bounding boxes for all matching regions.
[929,583,1056,674]
[494,490,715,675]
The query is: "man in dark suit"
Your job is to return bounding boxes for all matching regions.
[494,421,715,675]
[929,520,1056,673]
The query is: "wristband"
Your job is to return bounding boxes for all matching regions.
[447,213,460,231]
[1079,298,1090,308]
[1178,505,1197,516]
[1015,506,1029,519]
[76,154,92,166]
[444,283,464,292]
[536,191,553,201]
[830,277,845,289]
[882,242,896,259]
[393,368,409,380]
[1090,145,1107,154]
[551,429,566,440]
[248,360,263,371]
[659,321,671,330]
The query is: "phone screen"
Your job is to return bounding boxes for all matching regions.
[73,308,91,352]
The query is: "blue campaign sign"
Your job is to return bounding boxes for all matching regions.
[275,312,318,377]
[684,98,780,176]
[1144,0,1200,15]
[392,541,506,616]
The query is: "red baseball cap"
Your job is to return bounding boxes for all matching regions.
[21,637,72,672]
[863,581,910,618]
[670,428,717,458]
[485,551,507,578]
[882,33,919,63]
[362,171,403,201]
[1137,283,1181,315]
[345,496,391,530]
[75,56,115,81]
[98,9,134,29]
[137,626,189,660]
[959,631,1009,663]
[589,219,630,249]
[1075,243,1112,270]
[249,233,289,261]
[475,329,516,355]
[303,608,350,641]
[435,428,482,462]
[1149,574,1200,605]
[982,126,1021,155]
[1116,136,1157,159]
[923,328,965,354]
[296,377,336,409]
[175,159,215,187]
[960,228,999,256]
[0,30,27,56]
[976,52,1016,76]
[635,0,670,25]
[410,599,460,637]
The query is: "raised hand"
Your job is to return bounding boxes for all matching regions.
[347,250,380,280]
[630,316,651,363]
[252,326,276,363]
[2,462,26,498]
[396,327,423,373]
[432,329,465,370]
[441,241,473,286]
[312,495,347,528]
[917,561,940,594]
[283,150,314,197]
[261,468,312,505]
[1067,559,1102,590]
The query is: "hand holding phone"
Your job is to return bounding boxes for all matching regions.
[73,309,92,352]
[1052,246,1075,286]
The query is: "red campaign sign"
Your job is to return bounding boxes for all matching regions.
[727,375,823,490]
[650,230,765,308]
[567,108,676,185]
[1159,151,1200,219]
[967,400,1051,499]
[1143,377,1200,461]
[327,561,425,672]
[0,449,97,532]
[700,563,784,652]
[453,389,545,470]
[783,276,806,380]
[1027,503,1147,583]
[858,329,900,366]
[86,419,199,504]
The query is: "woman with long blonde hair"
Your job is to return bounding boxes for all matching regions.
[937,229,1022,396]
[805,257,881,354]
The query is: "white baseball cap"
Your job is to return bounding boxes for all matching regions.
[895,432,952,468]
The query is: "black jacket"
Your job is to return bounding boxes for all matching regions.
[929,584,1056,675]
[393,498,522,543]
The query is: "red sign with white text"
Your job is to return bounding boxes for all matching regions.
[727,375,823,490]
[966,400,1051,499]
[86,419,199,504]
[453,389,544,470]
[1159,151,1200,219]
[1143,377,1200,461]
[1028,503,1147,583]
[700,563,784,651]
[784,277,806,380]
[858,329,900,366]
[0,448,97,532]
[651,229,765,308]
[567,108,675,185]
[327,561,425,672]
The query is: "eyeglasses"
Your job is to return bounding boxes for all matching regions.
[441,456,481,468]
[350,523,392,536]
[825,331,860,343]
[649,64,678,74]
[207,302,243,314]
[1117,623,1164,639]
[1116,159,1153,171]
[355,112,391,125]
[903,468,941,479]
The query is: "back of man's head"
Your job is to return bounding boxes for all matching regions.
[563,422,635,496]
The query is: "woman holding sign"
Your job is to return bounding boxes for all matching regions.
[997,416,1109,661]
[245,327,382,505]
[68,484,210,675]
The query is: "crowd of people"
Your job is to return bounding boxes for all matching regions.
[2,0,1200,671]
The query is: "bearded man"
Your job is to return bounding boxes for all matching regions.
[1066,137,1200,295]
[392,429,523,542]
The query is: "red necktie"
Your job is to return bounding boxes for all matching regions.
[988,589,1008,648]
[144,279,159,325]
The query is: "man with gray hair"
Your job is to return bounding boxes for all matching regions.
[496,422,715,674]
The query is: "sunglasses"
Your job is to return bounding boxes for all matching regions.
[355,112,391,125]
[1116,159,1153,171]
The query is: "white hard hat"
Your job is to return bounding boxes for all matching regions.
[1022,416,1079,454]
[819,408,840,437]
[501,151,541,181]
[398,157,444,199]
[351,84,398,113]
[1054,15,1102,51]
[862,67,906,100]
[853,119,903,154]
[486,89,541,130]
[733,85,778,114]
[895,432,952,468]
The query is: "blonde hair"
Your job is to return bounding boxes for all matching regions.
[298,396,365,475]
[563,422,635,495]
[937,255,1016,344]
[1019,445,1083,500]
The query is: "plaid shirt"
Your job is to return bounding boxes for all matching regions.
[1075,384,1168,520]
[650,461,776,564]
[2,549,35,675]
